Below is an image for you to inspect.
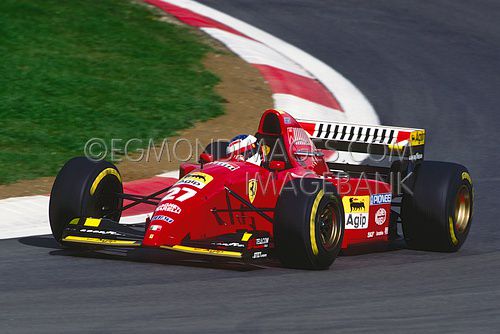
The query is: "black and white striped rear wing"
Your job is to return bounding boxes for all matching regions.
[297,119,426,176]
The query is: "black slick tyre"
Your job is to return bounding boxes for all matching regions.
[274,178,344,270]
[402,161,473,252]
[49,157,123,243]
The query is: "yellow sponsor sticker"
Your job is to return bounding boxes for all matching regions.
[342,196,370,230]
[176,172,213,189]
[83,218,101,227]
[410,130,425,146]
[241,232,252,242]
[342,196,370,214]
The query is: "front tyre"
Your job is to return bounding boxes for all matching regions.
[274,178,344,270]
[402,161,473,252]
[49,157,123,243]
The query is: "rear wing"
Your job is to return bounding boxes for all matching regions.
[298,119,425,183]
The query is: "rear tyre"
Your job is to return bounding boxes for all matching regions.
[274,178,344,270]
[402,161,473,252]
[49,157,123,243]
[203,140,229,161]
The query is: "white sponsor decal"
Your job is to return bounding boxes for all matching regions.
[161,186,197,202]
[367,231,375,238]
[156,202,182,214]
[345,213,369,229]
[211,161,239,171]
[252,251,268,259]
[376,231,384,236]
[151,215,174,224]
[212,242,245,248]
[370,193,392,205]
[375,208,387,225]
[409,152,423,161]
[256,237,269,245]
[149,224,162,231]
[80,229,120,236]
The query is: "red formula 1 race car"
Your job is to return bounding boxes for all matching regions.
[49,109,474,269]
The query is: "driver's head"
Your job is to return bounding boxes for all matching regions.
[227,134,262,166]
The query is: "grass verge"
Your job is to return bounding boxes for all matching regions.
[0,0,223,184]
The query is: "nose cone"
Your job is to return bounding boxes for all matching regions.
[142,162,263,247]
[143,220,168,247]
[142,168,224,247]
[143,200,185,247]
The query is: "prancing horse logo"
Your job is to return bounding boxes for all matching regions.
[248,179,257,203]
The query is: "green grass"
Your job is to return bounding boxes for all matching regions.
[0,0,223,184]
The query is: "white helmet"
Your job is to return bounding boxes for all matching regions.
[226,134,262,166]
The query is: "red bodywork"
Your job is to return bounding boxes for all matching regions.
[143,109,392,253]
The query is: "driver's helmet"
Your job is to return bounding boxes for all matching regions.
[226,134,262,166]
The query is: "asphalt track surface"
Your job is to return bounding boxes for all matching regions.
[2,1,500,332]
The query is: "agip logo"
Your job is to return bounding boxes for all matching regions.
[342,196,369,230]
[176,172,213,189]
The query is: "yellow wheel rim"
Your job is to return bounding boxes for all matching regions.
[454,185,472,233]
[318,202,341,250]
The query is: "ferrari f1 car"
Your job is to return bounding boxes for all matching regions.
[49,109,473,269]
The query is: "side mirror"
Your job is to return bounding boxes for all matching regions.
[199,153,213,164]
[269,160,285,171]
